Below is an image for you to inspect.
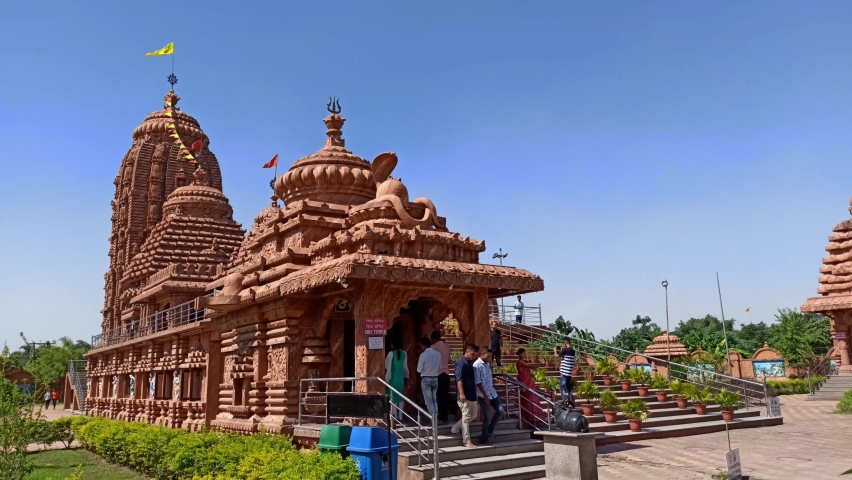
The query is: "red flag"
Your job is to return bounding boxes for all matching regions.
[190,139,203,151]
[262,154,279,169]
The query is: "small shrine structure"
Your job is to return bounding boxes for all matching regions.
[802,197,852,373]
[85,94,544,433]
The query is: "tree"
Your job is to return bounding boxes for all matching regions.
[0,345,42,479]
[572,328,597,342]
[611,315,662,353]
[23,337,89,389]
[737,321,772,353]
[549,316,574,336]
[769,309,831,367]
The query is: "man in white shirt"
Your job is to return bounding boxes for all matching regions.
[417,337,442,416]
[473,348,502,444]
[513,296,525,324]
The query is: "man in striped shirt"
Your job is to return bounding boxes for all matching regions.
[554,337,576,408]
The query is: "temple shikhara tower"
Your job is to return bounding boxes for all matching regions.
[85,93,544,433]
[802,197,852,373]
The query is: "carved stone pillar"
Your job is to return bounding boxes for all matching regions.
[355,279,386,392]
[262,317,301,431]
[473,288,490,348]
[204,337,221,429]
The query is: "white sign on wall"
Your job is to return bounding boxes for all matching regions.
[726,448,742,480]
[368,336,384,350]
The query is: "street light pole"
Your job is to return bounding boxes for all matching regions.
[492,249,508,321]
[662,280,671,378]
[716,272,734,375]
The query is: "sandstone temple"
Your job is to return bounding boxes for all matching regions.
[802,197,852,373]
[84,91,544,433]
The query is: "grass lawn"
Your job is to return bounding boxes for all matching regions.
[26,449,145,480]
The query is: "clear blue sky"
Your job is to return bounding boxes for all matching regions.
[2,2,851,347]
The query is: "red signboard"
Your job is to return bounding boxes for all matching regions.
[364,317,387,336]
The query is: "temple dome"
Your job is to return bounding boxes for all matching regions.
[643,331,689,357]
[162,170,235,221]
[274,104,375,206]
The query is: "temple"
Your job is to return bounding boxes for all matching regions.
[84,93,544,432]
[802,197,852,373]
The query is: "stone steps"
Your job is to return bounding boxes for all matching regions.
[587,409,761,433]
[809,375,852,400]
[406,451,545,480]
[593,414,783,446]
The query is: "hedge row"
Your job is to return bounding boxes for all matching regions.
[71,417,360,480]
[766,376,825,396]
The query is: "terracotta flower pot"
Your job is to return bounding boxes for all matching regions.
[676,397,688,409]
[721,409,735,422]
[628,419,643,432]
[603,410,618,424]
[655,391,668,403]
[581,403,596,416]
[694,403,707,415]
[621,381,632,392]
[603,376,614,386]
[637,386,649,397]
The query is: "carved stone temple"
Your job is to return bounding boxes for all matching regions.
[802,196,852,374]
[84,92,544,433]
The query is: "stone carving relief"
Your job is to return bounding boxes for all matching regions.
[173,370,181,400]
[112,376,118,398]
[267,346,288,382]
[149,374,156,398]
[129,374,136,397]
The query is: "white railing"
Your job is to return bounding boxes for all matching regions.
[92,296,209,348]
[490,303,543,326]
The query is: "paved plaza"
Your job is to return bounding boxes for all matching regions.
[596,394,852,479]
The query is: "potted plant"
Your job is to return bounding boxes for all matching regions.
[689,386,713,415]
[651,374,670,402]
[596,358,617,386]
[598,389,620,424]
[543,377,560,400]
[715,389,741,422]
[580,365,596,381]
[450,349,463,363]
[532,368,548,387]
[505,345,514,356]
[503,364,518,374]
[444,318,461,337]
[620,399,650,432]
[631,369,652,397]
[576,379,600,416]
[671,380,689,409]
[617,369,632,392]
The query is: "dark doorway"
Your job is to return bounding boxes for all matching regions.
[343,319,355,392]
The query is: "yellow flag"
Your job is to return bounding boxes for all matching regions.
[185,154,194,160]
[169,133,180,138]
[145,42,174,57]
[166,123,176,129]
[164,112,172,117]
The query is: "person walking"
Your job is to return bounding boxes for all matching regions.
[430,331,452,423]
[474,348,502,444]
[489,320,503,366]
[451,345,480,448]
[50,389,59,409]
[516,348,544,423]
[43,391,51,409]
[417,337,441,417]
[554,337,576,407]
[513,296,525,324]
[385,341,409,421]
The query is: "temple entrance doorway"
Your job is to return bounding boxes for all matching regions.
[386,297,451,407]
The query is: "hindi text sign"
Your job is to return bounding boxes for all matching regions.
[726,448,742,480]
[364,317,387,336]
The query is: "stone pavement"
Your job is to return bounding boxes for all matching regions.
[595,395,852,479]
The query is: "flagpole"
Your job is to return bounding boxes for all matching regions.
[716,272,733,375]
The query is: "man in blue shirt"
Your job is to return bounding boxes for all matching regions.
[474,348,502,444]
[451,344,480,448]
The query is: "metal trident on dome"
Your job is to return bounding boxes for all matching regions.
[327,97,341,114]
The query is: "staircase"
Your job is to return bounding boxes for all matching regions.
[68,360,88,413]
[809,374,852,401]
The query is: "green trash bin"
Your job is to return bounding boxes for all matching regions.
[318,424,353,458]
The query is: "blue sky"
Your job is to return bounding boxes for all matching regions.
[1,2,851,347]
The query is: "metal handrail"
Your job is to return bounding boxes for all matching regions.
[92,295,211,348]
[496,373,555,431]
[68,360,88,413]
[490,304,543,326]
[297,376,439,480]
[807,356,836,395]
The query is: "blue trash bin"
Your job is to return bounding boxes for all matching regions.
[346,426,400,480]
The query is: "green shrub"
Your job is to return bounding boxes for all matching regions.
[576,380,600,402]
[595,358,617,376]
[715,389,741,410]
[598,389,620,411]
[838,390,852,415]
[72,417,359,480]
[620,399,650,421]
[765,378,824,395]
